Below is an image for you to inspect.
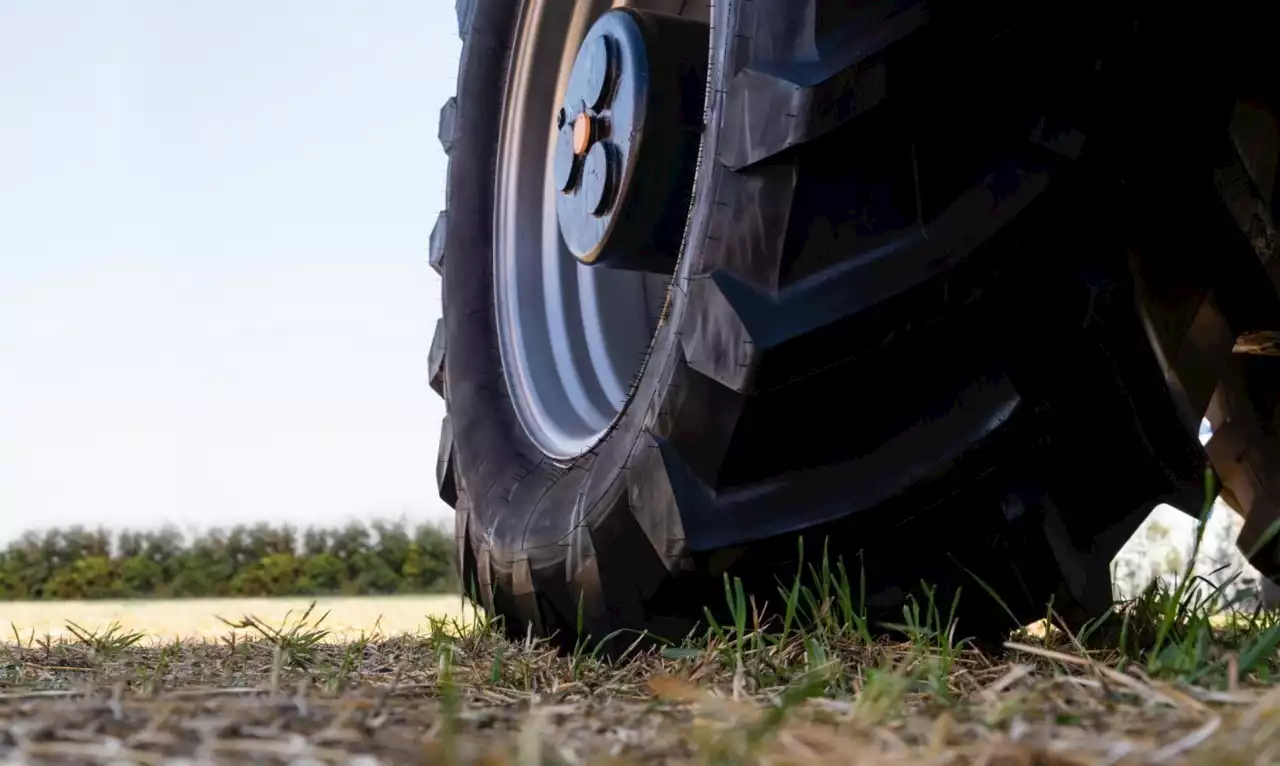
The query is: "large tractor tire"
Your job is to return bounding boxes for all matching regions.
[431,0,1280,645]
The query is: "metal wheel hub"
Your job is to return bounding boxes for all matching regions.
[493,5,709,460]
[554,8,709,271]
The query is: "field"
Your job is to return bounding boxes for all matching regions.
[4,572,1280,764]
[3,595,475,643]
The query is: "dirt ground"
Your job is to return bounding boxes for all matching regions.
[2,585,1280,764]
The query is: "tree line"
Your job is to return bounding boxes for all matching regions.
[0,520,457,600]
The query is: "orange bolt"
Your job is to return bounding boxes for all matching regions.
[572,113,594,156]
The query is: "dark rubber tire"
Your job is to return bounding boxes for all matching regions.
[432,0,1280,647]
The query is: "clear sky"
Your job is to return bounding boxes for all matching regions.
[0,2,459,542]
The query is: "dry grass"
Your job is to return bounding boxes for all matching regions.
[3,561,1280,765]
[0,614,1277,764]
[4,498,1280,765]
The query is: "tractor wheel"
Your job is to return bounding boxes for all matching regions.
[430,0,1280,646]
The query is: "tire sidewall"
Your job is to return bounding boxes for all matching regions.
[443,0,737,579]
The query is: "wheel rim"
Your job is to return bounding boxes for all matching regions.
[494,1,708,460]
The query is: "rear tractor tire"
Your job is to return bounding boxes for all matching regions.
[431,0,1280,647]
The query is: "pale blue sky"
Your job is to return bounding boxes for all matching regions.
[0,2,459,541]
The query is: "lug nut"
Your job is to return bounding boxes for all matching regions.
[553,128,578,192]
[582,36,611,109]
[582,142,615,216]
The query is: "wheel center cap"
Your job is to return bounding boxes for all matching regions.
[550,9,708,271]
[550,11,647,265]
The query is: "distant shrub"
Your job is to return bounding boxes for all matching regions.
[0,520,456,600]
